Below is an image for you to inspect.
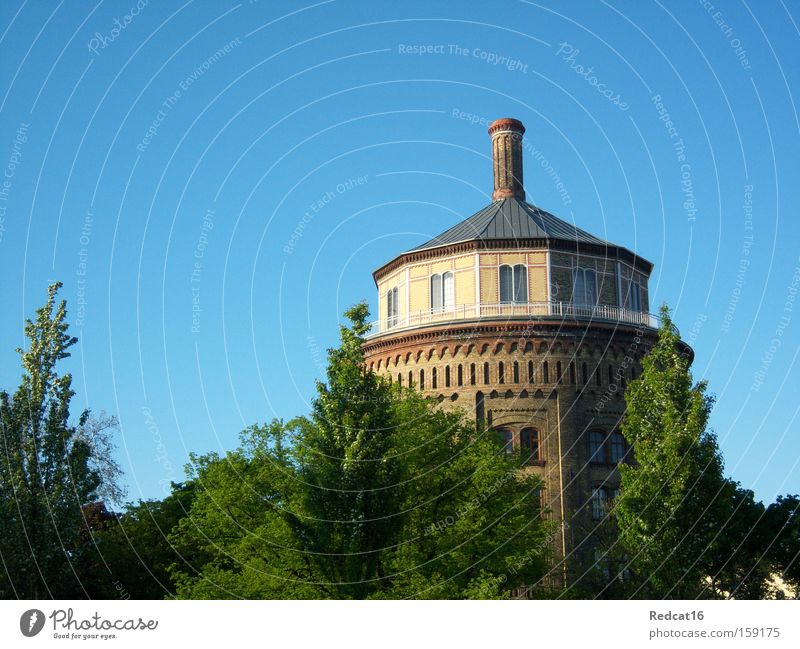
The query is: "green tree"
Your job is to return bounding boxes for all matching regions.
[764,494,800,596]
[0,282,122,598]
[169,303,552,599]
[79,482,198,599]
[614,305,730,598]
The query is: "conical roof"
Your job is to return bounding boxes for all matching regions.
[410,197,608,252]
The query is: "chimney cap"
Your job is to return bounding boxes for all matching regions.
[488,117,525,136]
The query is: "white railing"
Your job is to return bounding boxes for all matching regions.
[366,301,661,338]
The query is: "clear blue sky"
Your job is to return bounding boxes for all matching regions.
[1,0,798,505]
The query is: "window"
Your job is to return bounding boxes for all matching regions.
[595,365,602,386]
[397,373,402,386]
[457,364,463,387]
[542,361,549,383]
[498,362,505,384]
[520,428,540,462]
[470,363,476,386]
[591,487,608,520]
[589,431,606,464]
[386,286,399,327]
[499,264,528,303]
[556,361,562,383]
[569,362,576,385]
[408,371,413,387]
[629,281,642,312]
[610,432,626,464]
[513,361,520,384]
[445,366,451,388]
[496,429,514,455]
[483,362,490,384]
[582,362,588,385]
[573,267,598,305]
[431,272,454,312]
[608,364,614,386]
[432,367,437,389]
[419,369,425,389]
[528,360,534,383]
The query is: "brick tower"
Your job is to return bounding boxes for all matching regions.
[363,117,684,584]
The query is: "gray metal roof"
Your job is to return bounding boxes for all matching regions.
[410,198,609,251]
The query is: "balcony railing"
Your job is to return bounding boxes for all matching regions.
[367,301,662,338]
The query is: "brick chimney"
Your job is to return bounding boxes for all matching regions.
[488,117,525,201]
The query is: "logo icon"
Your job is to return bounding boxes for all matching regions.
[20,609,45,637]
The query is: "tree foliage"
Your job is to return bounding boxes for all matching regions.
[169,303,552,599]
[0,283,122,597]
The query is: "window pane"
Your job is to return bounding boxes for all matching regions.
[443,271,454,309]
[513,265,527,302]
[592,487,607,520]
[585,269,597,304]
[521,428,539,461]
[431,274,442,311]
[589,431,605,462]
[573,268,586,304]
[610,432,626,463]
[630,282,641,312]
[496,429,513,455]
[499,265,513,303]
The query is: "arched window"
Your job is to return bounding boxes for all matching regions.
[499,264,528,303]
[498,361,505,384]
[483,362,490,384]
[589,431,606,464]
[445,366,451,388]
[595,365,602,386]
[543,361,549,383]
[520,428,540,462]
[573,267,598,305]
[408,370,413,387]
[386,286,399,327]
[556,361,563,383]
[608,364,614,386]
[470,363,476,385]
[569,362,576,385]
[610,432,626,464]
[495,428,514,455]
[513,361,520,383]
[419,369,425,389]
[432,367,437,389]
[397,373,402,386]
[430,272,454,312]
[457,364,463,386]
[528,360,534,383]
[582,362,588,385]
